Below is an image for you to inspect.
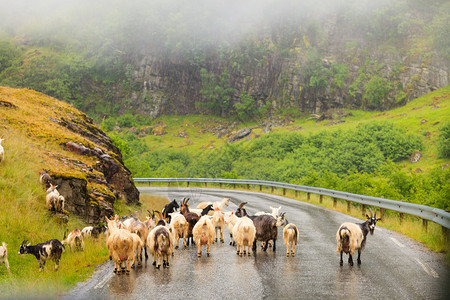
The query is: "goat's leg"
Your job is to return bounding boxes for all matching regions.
[286,242,290,257]
[348,254,353,266]
[340,251,343,266]
[252,240,257,252]
[247,245,252,256]
[144,245,148,259]
[220,228,224,243]
[229,233,233,245]
[357,249,361,265]
[263,240,269,251]
[291,242,296,257]
[175,236,179,249]
[207,243,210,257]
[197,243,202,257]
[273,239,276,251]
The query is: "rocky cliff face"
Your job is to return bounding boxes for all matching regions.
[121,10,449,116]
[0,87,139,224]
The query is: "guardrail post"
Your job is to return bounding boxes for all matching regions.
[295,190,298,197]
[333,197,337,208]
[259,185,262,191]
[380,208,385,220]
[271,186,274,193]
[362,204,366,216]
[219,183,222,188]
[148,181,151,186]
[347,201,351,212]
[422,219,428,232]
[168,182,170,187]
[247,184,250,190]
[443,226,449,244]
[187,181,190,187]
[307,193,310,200]
[283,188,286,196]
[233,184,236,190]
[319,195,323,204]
[399,213,404,224]
[204,182,207,188]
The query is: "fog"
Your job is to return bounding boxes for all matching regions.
[0,0,394,51]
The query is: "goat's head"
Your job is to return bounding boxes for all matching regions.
[366,208,381,235]
[235,202,248,217]
[18,240,30,254]
[276,212,287,227]
[171,199,180,209]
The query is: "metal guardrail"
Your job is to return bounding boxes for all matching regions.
[134,177,450,229]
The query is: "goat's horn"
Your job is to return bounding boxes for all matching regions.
[186,198,190,204]
[369,208,373,218]
[238,202,248,209]
[374,209,377,219]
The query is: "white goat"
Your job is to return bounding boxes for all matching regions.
[224,211,239,245]
[46,184,64,213]
[0,137,4,164]
[192,215,215,257]
[0,242,10,271]
[232,216,256,256]
[283,223,299,257]
[170,213,189,249]
[62,229,84,251]
[255,206,281,217]
[196,198,230,215]
[105,216,136,274]
[212,209,225,243]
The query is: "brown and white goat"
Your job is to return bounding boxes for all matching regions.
[336,208,381,266]
[147,225,174,269]
[105,216,136,274]
[0,242,10,271]
[283,223,299,257]
[46,184,64,213]
[39,169,52,189]
[192,215,215,257]
[180,198,200,246]
[62,229,84,251]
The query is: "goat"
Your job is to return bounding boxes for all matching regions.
[336,208,381,266]
[0,137,4,164]
[126,217,152,261]
[170,213,189,249]
[62,229,84,251]
[45,183,64,213]
[81,225,107,238]
[255,206,281,218]
[18,239,65,271]
[224,211,239,245]
[105,216,135,274]
[130,232,144,267]
[147,225,173,269]
[212,209,225,243]
[0,242,10,271]
[192,215,215,257]
[187,204,214,217]
[180,198,200,246]
[235,202,281,252]
[196,198,230,214]
[162,199,179,223]
[232,215,256,256]
[39,169,52,189]
[283,223,299,257]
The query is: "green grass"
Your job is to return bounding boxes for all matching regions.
[0,128,168,297]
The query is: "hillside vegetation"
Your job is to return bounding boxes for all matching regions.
[105,85,450,210]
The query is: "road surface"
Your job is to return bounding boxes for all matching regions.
[63,187,449,300]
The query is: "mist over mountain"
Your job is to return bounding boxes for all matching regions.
[0,0,448,118]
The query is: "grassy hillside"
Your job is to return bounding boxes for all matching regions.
[0,87,168,296]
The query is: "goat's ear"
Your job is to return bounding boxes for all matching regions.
[377,218,382,221]
[365,214,370,219]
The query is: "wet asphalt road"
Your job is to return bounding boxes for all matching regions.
[64,187,449,300]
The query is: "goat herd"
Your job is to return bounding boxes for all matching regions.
[1,191,381,275]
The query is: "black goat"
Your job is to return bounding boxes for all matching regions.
[235,202,281,252]
[162,199,180,223]
[18,239,65,271]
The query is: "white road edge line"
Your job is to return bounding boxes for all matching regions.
[94,272,114,289]
[415,258,439,278]
[390,237,405,248]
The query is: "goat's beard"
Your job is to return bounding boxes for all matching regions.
[369,229,375,235]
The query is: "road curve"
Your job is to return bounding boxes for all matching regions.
[64,187,449,300]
